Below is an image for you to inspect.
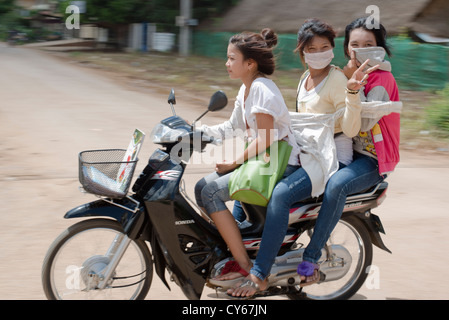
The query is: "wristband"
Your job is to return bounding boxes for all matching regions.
[346,87,359,95]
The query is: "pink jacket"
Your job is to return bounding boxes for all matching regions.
[364,70,400,175]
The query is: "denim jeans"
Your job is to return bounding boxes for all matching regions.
[250,165,312,281]
[232,201,245,222]
[302,152,385,264]
[194,171,232,215]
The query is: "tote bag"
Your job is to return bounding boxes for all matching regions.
[229,140,292,207]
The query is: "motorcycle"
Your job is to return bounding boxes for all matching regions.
[42,89,391,300]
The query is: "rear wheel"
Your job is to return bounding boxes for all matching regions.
[287,215,372,300]
[42,218,153,300]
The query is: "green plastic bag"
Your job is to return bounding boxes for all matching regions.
[229,140,292,207]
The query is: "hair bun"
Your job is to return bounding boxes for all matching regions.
[261,28,278,48]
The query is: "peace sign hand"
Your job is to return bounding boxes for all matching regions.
[347,58,380,92]
[343,50,360,79]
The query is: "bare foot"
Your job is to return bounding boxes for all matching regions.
[211,260,251,281]
[297,261,320,287]
[227,274,268,298]
[213,271,244,281]
[299,269,320,286]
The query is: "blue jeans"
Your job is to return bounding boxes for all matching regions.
[232,201,245,222]
[194,171,232,215]
[251,165,312,281]
[302,152,385,264]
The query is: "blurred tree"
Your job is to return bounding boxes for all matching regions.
[0,0,20,40]
[60,0,236,30]
[193,0,237,21]
[83,0,153,24]
[147,0,179,32]
[55,0,237,45]
[0,0,15,15]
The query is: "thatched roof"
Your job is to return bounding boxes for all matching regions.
[201,0,435,36]
[410,0,449,38]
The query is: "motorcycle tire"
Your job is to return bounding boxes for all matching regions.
[287,215,373,300]
[42,218,153,300]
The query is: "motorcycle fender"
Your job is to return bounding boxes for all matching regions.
[64,199,147,240]
[64,200,132,221]
[362,213,392,254]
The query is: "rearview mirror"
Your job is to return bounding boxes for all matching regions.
[208,90,227,112]
[192,91,228,127]
[168,88,176,115]
[168,88,176,105]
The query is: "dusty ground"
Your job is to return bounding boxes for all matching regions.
[1,42,449,300]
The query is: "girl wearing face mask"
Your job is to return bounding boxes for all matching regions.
[227,19,375,298]
[296,17,400,286]
[295,18,373,166]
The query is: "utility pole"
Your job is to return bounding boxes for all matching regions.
[177,0,196,56]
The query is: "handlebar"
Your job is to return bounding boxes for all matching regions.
[201,134,222,146]
[152,115,222,152]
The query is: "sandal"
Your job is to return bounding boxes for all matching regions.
[297,261,320,287]
[208,261,249,289]
[226,279,261,300]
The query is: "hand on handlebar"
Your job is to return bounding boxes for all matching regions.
[200,133,222,146]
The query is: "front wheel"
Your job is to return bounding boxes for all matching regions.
[42,218,153,300]
[288,215,373,300]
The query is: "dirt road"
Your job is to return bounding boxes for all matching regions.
[1,43,448,300]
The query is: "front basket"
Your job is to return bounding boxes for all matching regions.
[79,149,138,199]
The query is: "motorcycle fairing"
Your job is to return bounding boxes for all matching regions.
[144,196,228,300]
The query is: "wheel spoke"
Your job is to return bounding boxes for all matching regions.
[42,219,152,300]
[289,216,372,300]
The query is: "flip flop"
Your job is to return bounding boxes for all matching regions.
[297,261,320,287]
[208,261,249,289]
[226,279,260,300]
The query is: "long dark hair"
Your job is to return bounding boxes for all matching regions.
[230,28,278,75]
[344,16,392,58]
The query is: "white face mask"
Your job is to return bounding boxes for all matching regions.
[303,49,334,70]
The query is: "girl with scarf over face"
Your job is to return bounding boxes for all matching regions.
[297,17,400,286]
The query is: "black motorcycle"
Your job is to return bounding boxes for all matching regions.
[42,90,391,300]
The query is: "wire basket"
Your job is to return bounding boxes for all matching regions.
[79,149,138,199]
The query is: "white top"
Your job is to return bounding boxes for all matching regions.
[296,74,328,102]
[298,74,353,166]
[201,77,301,166]
[290,109,345,198]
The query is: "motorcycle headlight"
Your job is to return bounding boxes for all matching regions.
[150,123,187,144]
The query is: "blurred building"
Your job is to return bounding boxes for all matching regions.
[199,0,436,36]
[410,0,449,44]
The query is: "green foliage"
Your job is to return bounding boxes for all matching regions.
[426,84,449,135]
[83,0,153,24]
[0,1,24,41]
[0,0,15,15]
[193,0,237,20]
[55,0,236,31]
